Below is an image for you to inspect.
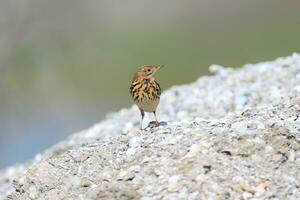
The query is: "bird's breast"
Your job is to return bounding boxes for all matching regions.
[130,79,161,104]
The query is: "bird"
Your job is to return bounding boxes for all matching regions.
[130,65,162,129]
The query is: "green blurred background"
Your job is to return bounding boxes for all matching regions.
[1,0,300,168]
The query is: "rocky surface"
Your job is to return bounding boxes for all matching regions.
[1,54,300,200]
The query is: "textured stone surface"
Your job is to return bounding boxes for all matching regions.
[1,54,300,199]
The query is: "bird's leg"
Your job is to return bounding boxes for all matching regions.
[139,108,145,129]
[153,111,160,127]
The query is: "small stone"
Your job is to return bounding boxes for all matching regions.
[100,168,113,181]
[199,140,213,148]
[209,64,229,77]
[86,187,100,199]
[47,190,59,200]
[169,135,183,145]
[126,148,137,156]
[231,121,251,134]
[254,181,268,197]
[184,144,201,158]
[81,179,91,187]
[168,175,182,182]
[239,181,255,194]
[167,182,180,192]
[264,145,273,154]
[250,154,262,162]
[242,192,253,199]
[167,175,182,192]
[290,97,300,106]
[70,176,81,188]
[129,137,143,148]
[28,185,39,199]
[192,130,203,137]
[129,165,141,173]
[288,149,296,162]
[196,174,207,182]
[118,170,135,181]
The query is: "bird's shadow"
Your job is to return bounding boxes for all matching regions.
[144,121,168,129]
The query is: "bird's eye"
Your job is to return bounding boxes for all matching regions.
[147,69,151,72]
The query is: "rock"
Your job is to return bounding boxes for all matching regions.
[290,97,300,106]
[288,150,296,162]
[242,192,253,199]
[69,176,82,189]
[239,181,255,194]
[126,136,143,156]
[184,144,201,158]
[126,148,137,156]
[264,145,273,154]
[86,187,101,199]
[1,53,300,199]
[231,121,251,134]
[28,185,39,199]
[118,170,135,181]
[254,181,268,197]
[167,175,183,192]
[169,135,183,145]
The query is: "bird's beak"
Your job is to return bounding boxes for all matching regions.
[156,65,164,71]
[152,66,160,75]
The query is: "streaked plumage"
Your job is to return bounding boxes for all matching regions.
[130,65,162,129]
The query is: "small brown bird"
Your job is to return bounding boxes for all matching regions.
[130,65,162,129]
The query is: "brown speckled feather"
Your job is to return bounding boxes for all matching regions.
[130,79,161,103]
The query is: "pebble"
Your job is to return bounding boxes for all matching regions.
[184,144,201,158]
[118,170,135,181]
[28,185,39,199]
[126,148,137,156]
[231,121,252,134]
[70,176,82,188]
[264,145,274,154]
[242,192,253,199]
[192,130,203,137]
[169,135,183,145]
[129,137,143,148]
[288,150,296,162]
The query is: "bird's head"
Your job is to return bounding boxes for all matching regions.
[134,65,162,80]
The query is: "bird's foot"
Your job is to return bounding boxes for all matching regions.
[148,121,159,127]
[155,121,160,127]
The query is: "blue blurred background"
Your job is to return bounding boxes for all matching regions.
[1,0,300,168]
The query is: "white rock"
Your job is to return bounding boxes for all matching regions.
[265,145,273,154]
[70,176,82,188]
[28,185,39,199]
[184,144,201,158]
[288,150,296,162]
[129,137,143,148]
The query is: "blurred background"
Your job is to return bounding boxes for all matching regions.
[1,0,300,169]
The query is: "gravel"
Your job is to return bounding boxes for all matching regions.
[1,53,300,200]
